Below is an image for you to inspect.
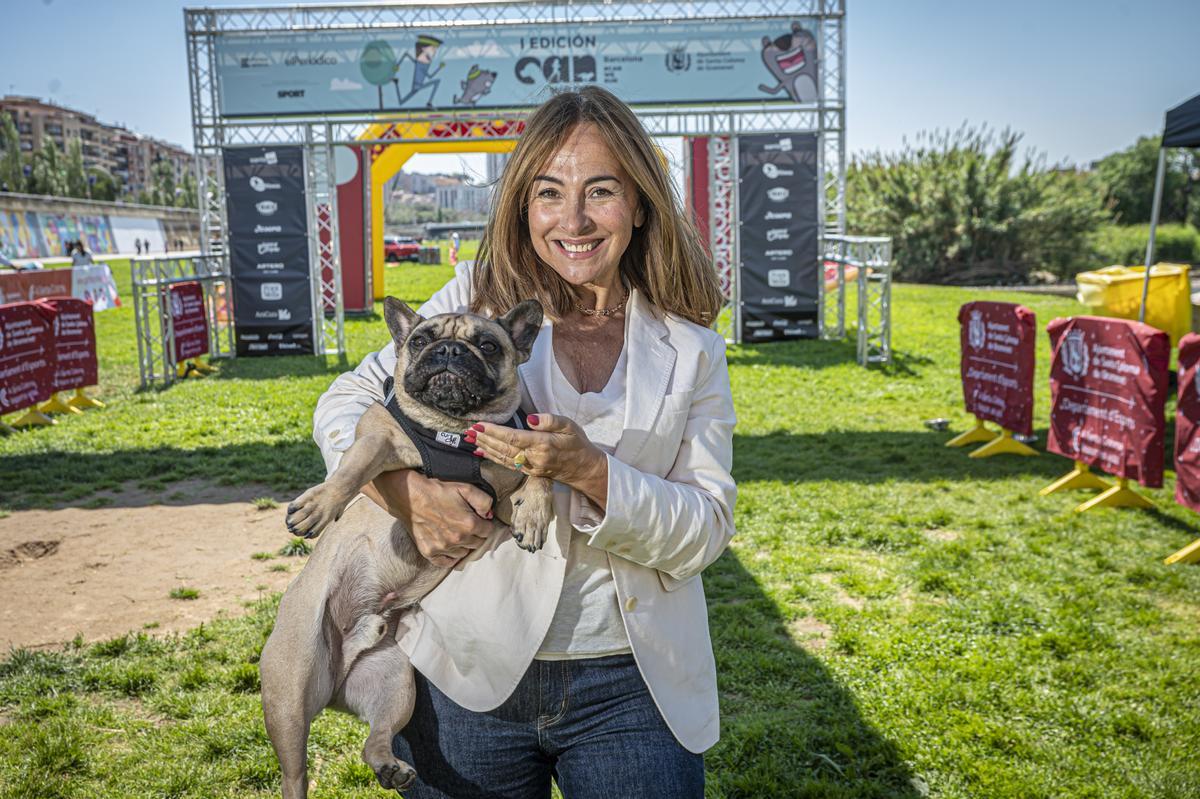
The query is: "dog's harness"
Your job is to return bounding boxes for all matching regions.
[382,376,529,502]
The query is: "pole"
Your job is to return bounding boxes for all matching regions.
[1138,146,1168,323]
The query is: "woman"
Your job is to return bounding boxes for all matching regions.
[313,86,736,798]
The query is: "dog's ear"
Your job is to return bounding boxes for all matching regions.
[383,296,421,345]
[497,300,543,363]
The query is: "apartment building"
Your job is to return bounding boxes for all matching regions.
[1,95,194,196]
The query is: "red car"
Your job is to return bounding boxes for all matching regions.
[384,235,420,263]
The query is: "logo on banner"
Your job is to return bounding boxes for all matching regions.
[768,269,790,287]
[261,283,283,301]
[255,224,282,234]
[1062,329,1089,377]
[665,46,691,72]
[250,176,282,192]
[764,211,792,221]
[765,138,792,152]
[278,308,292,321]
[767,187,790,202]
[171,294,183,319]
[256,200,278,216]
[250,151,278,165]
[766,228,790,242]
[968,309,985,350]
[765,249,793,260]
[257,241,281,255]
[762,163,794,178]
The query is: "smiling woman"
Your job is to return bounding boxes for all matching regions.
[312,85,735,798]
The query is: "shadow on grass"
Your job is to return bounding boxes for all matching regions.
[704,552,922,796]
[0,442,325,510]
[734,429,1071,484]
[727,338,934,375]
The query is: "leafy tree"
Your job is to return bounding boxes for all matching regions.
[177,169,197,208]
[28,138,68,197]
[847,125,1107,283]
[65,138,88,198]
[1092,135,1193,225]
[150,158,176,206]
[87,167,118,202]
[0,113,24,193]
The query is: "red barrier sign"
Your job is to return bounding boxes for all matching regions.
[0,270,72,304]
[0,301,56,414]
[169,282,209,361]
[958,301,1036,436]
[1047,315,1169,487]
[1174,334,1200,511]
[45,297,97,392]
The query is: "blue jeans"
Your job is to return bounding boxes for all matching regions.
[392,654,704,798]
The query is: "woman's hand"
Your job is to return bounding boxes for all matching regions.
[362,470,498,568]
[466,414,610,509]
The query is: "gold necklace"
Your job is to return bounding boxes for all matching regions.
[576,288,629,317]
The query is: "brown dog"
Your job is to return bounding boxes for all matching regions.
[260,297,553,798]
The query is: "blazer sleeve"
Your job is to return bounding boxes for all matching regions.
[312,262,474,476]
[571,334,737,586]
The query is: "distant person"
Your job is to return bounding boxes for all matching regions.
[449,230,460,267]
[144,238,151,254]
[135,239,143,256]
[71,243,94,266]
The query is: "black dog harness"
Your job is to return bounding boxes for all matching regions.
[382,376,529,502]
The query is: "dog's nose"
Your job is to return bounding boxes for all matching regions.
[434,341,466,358]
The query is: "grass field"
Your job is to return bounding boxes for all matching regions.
[2,262,1200,798]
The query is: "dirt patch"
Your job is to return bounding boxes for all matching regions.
[0,480,306,651]
[787,616,832,650]
[813,572,866,611]
[924,528,962,542]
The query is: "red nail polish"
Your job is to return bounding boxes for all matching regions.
[465,435,476,444]
[528,414,540,426]
[470,423,484,432]
[473,448,484,457]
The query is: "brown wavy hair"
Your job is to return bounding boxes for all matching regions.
[470,86,722,327]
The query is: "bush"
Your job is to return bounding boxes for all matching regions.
[847,125,1108,283]
[1090,223,1200,267]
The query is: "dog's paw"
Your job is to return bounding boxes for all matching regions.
[285,483,346,539]
[375,760,417,791]
[510,494,552,553]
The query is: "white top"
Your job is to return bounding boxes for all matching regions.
[535,326,631,660]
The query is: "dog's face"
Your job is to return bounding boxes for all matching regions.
[383,296,542,422]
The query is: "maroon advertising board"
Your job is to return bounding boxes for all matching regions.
[45,297,98,392]
[1174,334,1200,510]
[958,301,1036,436]
[0,269,72,304]
[169,282,210,361]
[1046,315,1169,487]
[0,301,56,414]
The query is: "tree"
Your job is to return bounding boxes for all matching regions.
[176,169,197,208]
[0,114,23,193]
[65,138,88,198]
[28,138,68,197]
[1093,135,1188,225]
[150,158,176,206]
[87,167,118,202]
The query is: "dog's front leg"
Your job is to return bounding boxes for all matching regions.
[508,476,554,552]
[286,431,398,538]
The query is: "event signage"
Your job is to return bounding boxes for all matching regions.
[1174,333,1200,511]
[957,301,1036,436]
[223,146,314,356]
[0,266,121,310]
[44,297,98,392]
[737,132,819,340]
[169,282,211,361]
[72,265,122,311]
[1046,316,1169,487]
[0,301,55,415]
[212,19,822,116]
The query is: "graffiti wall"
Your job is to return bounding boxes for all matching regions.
[0,199,195,260]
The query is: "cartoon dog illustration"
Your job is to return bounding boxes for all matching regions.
[758,22,819,103]
[454,65,496,106]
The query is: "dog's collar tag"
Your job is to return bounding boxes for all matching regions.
[435,431,462,447]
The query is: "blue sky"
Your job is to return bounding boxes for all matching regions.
[0,0,1196,176]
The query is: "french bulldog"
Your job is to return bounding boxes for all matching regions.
[259,297,553,799]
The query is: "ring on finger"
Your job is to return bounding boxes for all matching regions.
[513,449,529,470]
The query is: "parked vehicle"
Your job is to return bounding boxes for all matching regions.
[384,235,421,263]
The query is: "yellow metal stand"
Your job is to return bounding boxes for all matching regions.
[11,408,56,427]
[176,360,206,379]
[191,359,216,375]
[1074,478,1153,513]
[945,417,998,448]
[1165,538,1200,565]
[39,392,83,416]
[1039,461,1112,496]
[969,429,1037,458]
[67,388,104,410]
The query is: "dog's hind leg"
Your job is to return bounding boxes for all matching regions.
[340,642,420,792]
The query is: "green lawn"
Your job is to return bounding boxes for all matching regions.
[2,269,1199,798]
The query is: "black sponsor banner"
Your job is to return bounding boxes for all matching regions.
[737,132,819,342]
[223,146,314,356]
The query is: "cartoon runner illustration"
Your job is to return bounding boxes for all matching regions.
[453,65,496,107]
[758,22,819,103]
[394,34,445,108]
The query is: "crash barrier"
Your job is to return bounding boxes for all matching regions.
[132,256,233,388]
[0,263,121,310]
[0,297,101,432]
[820,235,893,366]
[946,301,1037,458]
[1040,316,1169,513]
[1075,263,1190,345]
[417,246,442,265]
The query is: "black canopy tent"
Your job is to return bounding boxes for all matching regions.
[1138,93,1200,322]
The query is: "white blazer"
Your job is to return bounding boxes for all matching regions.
[312,264,737,753]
